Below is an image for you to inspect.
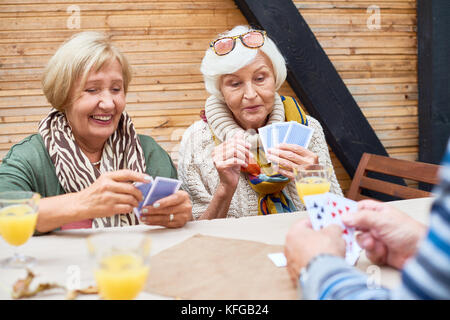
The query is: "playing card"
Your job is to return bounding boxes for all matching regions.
[323,193,362,265]
[267,252,287,267]
[283,122,314,149]
[323,193,348,229]
[143,176,182,207]
[133,179,153,217]
[258,124,272,153]
[272,122,291,146]
[303,192,362,265]
[303,193,329,230]
[325,193,357,242]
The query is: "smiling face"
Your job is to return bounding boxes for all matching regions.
[219,51,276,130]
[65,58,126,151]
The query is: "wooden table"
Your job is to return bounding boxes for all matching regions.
[0,197,434,300]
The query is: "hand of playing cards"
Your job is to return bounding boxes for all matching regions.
[303,192,362,265]
[133,177,182,219]
[258,121,314,158]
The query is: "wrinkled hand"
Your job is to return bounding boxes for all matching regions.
[266,143,318,179]
[75,169,149,219]
[140,190,192,228]
[284,218,346,287]
[212,132,251,190]
[342,200,427,269]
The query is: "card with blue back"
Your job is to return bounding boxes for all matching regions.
[133,179,153,217]
[283,122,314,149]
[133,177,182,219]
[144,177,182,207]
[258,125,272,151]
[258,121,314,154]
[273,122,291,145]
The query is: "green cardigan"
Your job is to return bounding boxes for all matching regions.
[0,134,177,197]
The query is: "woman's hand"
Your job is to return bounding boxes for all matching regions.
[266,143,318,179]
[74,169,150,219]
[212,132,251,191]
[140,190,193,228]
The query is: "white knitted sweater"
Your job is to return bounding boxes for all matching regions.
[177,94,343,219]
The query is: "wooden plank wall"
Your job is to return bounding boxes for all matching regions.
[0,0,417,193]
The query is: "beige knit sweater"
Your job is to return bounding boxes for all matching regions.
[177,94,343,219]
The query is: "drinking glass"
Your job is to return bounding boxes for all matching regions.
[0,191,40,268]
[294,164,332,203]
[87,233,151,300]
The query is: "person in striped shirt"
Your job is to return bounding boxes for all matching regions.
[284,138,450,300]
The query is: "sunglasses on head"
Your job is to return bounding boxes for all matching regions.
[209,30,266,56]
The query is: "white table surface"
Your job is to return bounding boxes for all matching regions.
[0,197,434,300]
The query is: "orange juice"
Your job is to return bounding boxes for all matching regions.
[95,253,149,300]
[296,177,331,202]
[0,204,37,246]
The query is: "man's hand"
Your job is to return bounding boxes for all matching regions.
[342,200,427,269]
[284,218,346,286]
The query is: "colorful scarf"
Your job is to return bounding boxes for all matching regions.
[204,94,308,215]
[38,109,147,229]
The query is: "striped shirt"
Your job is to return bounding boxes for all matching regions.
[301,139,450,300]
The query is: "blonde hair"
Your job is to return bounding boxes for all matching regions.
[42,31,132,112]
[201,25,287,100]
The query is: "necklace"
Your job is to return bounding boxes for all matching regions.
[91,160,101,166]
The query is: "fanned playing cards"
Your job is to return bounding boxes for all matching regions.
[303,192,362,265]
[258,121,314,160]
[133,177,182,219]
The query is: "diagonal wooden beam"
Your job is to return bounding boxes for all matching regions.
[234,0,392,180]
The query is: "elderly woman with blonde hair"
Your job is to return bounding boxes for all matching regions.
[0,32,192,232]
[178,25,342,220]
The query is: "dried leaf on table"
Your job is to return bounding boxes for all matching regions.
[11,268,97,300]
[12,269,35,297]
[12,269,63,299]
[66,286,98,300]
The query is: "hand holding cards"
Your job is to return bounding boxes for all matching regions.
[303,192,362,265]
[133,177,182,219]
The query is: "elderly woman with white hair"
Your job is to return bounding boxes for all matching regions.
[178,25,343,220]
[0,32,192,232]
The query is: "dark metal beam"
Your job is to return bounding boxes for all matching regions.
[418,0,450,173]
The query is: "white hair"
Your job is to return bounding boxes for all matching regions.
[200,25,287,100]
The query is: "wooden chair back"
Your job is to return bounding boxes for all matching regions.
[346,153,442,201]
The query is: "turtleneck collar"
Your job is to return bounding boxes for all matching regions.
[204,93,285,142]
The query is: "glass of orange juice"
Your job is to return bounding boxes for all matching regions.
[87,233,151,300]
[294,164,332,203]
[0,191,40,268]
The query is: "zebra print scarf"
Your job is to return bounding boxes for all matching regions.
[38,109,146,229]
